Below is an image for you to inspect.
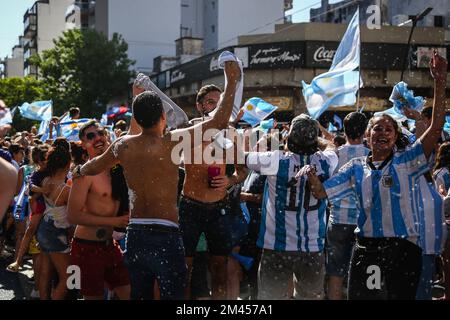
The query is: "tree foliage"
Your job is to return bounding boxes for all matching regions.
[0,77,44,132]
[30,28,135,118]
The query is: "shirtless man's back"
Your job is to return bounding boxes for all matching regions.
[78,61,241,300]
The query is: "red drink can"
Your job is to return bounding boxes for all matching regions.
[208,166,221,188]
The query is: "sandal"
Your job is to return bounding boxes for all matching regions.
[6,262,20,273]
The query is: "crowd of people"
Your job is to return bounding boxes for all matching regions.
[0,52,449,300]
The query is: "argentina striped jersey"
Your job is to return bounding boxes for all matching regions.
[329,144,370,225]
[413,174,446,254]
[246,150,338,252]
[433,167,450,194]
[323,140,429,243]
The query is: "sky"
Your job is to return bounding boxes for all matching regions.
[0,0,341,59]
[0,0,36,59]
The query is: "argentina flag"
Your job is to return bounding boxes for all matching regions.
[19,100,53,121]
[241,97,278,127]
[59,118,90,141]
[259,118,275,133]
[302,9,361,119]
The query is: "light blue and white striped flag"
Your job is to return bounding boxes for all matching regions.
[259,118,275,133]
[302,9,361,119]
[328,122,338,132]
[0,107,14,125]
[241,97,278,127]
[59,118,90,141]
[19,100,53,121]
[333,114,343,130]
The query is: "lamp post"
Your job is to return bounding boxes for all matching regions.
[399,7,433,82]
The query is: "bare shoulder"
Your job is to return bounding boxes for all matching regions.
[111,135,131,158]
[0,158,17,184]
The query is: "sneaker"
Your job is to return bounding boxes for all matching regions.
[30,289,40,299]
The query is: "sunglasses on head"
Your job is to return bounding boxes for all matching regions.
[85,129,105,141]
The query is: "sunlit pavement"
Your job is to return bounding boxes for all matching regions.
[0,248,31,300]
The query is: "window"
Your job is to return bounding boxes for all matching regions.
[211,25,215,33]
[212,1,215,10]
[434,15,444,27]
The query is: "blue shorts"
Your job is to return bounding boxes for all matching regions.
[179,196,242,257]
[326,223,356,277]
[124,224,187,300]
[36,216,70,253]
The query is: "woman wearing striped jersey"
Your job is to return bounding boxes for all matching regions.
[303,52,447,300]
[434,142,450,299]
[434,142,450,194]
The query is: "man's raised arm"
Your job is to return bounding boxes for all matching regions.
[171,61,241,148]
[78,138,122,177]
[420,52,448,159]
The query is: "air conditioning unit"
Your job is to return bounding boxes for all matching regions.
[392,14,409,26]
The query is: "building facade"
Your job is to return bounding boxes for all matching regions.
[65,0,96,30]
[1,38,25,78]
[94,0,181,74]
[23,0,74,77]
[181,0,288,54]
[310,0,449,29]
[151,22,450,121]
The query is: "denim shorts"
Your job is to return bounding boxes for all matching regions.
[36,216,70,253]
[179,196,241,257]
[325,223,356,277]
[124,224,187,300]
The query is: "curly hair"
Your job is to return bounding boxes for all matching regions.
[434,141,450,172]
[70,141,88,165]
[31,144,50,165]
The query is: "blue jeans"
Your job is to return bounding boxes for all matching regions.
[179,196,238,256]
[124,224,187,300]
[36,215,70,253]
[416,254,436,300]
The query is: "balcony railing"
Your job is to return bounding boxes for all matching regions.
[23,38,37,51]
[24,13,37,39]
[24,48,37,61]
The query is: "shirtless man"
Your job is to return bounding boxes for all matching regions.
[67,120,130,300]
[181,85,248,299]
[76,61,241,300]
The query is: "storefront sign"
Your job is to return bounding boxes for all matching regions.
[247,42,304,69]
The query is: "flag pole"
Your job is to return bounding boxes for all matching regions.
[356,6,361,112]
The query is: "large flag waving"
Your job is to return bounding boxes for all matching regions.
[59,118,91,141]
[241,97,278,127]
[19,100,53,121]
[302,9,361,119]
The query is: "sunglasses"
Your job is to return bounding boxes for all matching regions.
[85,129,106,141]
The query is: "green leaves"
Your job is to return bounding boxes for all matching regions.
[0,76,44,132]
[31,29,135,119]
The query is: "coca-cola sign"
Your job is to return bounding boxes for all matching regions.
[306,42,338,67]
[313,46,336,63]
